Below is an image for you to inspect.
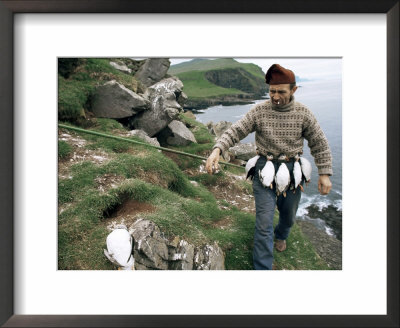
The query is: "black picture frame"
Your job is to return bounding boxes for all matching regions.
[1,1,398,327]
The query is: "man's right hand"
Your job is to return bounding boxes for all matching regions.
[206,148,221,174]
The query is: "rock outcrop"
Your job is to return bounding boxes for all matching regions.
[177,92,188,107]
[158,120,197,146]
[133,77,184,137]
[130,219,225,270]
[297,220,342,269]
[205,67,267,97]
[229,143,257,161]
[134,58,171,87]
[125,129,160,148]
[208,121,232,137]
[90,80,149,119]
[184,95,255,110]
[193,242,225,270]
[304,204,342,241]
[109,61,132,74]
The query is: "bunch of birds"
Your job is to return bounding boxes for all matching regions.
[245,153,312,197]
[104,224,135,270]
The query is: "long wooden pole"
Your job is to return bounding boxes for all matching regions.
[58,123,245,170]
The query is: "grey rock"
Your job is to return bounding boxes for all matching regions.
[194,242,225,270]
[297,220,342,270]
[229,143,257,160]
[134,262,149,270]
[90,80,149,119]
[213,121,233,138]
[168,239,195,270]
[164,120,197,146]
[177,92,188,107]
[128,219,225,270]
[134,58,170,87]
[206,121,215,135]
[132,77,184,137]
[109,61,132,74]
[127,129,160,147]
[130,219,169,270]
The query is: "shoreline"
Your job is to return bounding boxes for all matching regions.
[184,94,269,110]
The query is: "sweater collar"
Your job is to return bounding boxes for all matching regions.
[270,96,295,112]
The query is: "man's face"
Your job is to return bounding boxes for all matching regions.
[269,84,297,106]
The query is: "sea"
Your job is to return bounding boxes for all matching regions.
[194,78,342,237]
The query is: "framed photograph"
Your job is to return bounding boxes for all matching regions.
[1,1,398,327]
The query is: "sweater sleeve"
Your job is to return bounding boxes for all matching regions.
[302,109,333,176]
[213,106,257,154]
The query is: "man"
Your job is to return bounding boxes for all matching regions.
[205,64,332,270]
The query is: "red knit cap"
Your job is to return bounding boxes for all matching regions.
[265,64,296,85]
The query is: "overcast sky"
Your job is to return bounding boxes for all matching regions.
[169,58,342,81]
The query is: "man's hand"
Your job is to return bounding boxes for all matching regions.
[318,175,332,195]
[206,148,221,174]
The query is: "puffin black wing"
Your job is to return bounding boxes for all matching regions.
[289,163,295,189]
[246,166,256,180]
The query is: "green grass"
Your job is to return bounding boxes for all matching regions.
[169,58,268,102]
[161,113,216,170]
[273,213,329,270]
[176,70,247,98]
[169,58,265,79]
[58,116,329,271]
[58,58,142,123]
[58,140,73,159]
[93,118,127,132]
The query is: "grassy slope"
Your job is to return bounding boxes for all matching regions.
[174,70,247,99]
[168,58,266,99]
[58,58,142,122]
[58,117,329,271]
[169,58,264,78]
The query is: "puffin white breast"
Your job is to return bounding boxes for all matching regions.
[245,155,260,176]
[105,225,134,270]
[293,161,302,188]
[260,160,275,188]
[275,162,291,193]
[300,156,312,182]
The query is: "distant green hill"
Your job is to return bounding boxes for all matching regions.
[169,58,264,77]
[168,58,268,109]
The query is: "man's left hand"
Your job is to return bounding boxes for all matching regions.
[318,175,332,195]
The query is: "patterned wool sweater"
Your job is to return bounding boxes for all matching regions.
[214,97,333,175]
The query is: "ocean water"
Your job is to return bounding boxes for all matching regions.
[195,78,342,232]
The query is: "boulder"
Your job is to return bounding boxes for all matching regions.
[129,219,225,270]
[229,143,257,160]
[109,61,132,74]
[168,239,195,270]
[177,92,188,107]
[159,120,197,146]
[130,219,169,270]
[132,77,184,137]
[90,80,149,119]
[134,58,170,87]
[194,242,225,270]
[213,121,233,137]
[126,129,160,147]
[206,121,215,135]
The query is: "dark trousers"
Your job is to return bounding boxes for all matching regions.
[252,156,302,270]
